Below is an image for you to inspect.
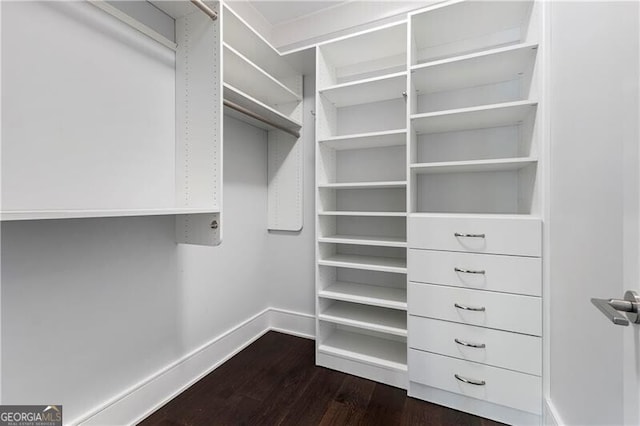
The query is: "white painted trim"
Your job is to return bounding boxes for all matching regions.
[74,307,315,426]
[544,399,565,426]
[269,307,316,339]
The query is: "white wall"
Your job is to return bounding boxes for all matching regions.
[266,74,316,316]
[0,116,270,423]
[548,2,639,425]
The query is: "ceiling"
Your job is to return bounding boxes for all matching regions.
[248,0,346,26]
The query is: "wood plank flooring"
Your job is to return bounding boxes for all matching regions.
[140,331,505,426]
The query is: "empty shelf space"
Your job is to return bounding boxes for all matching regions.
[318,129,406,150]
[320,302,407,336]
[318,234,407,248]
[320,72,407,107]
[411,42,538,94]
[224,43,301,106]
[318,254,407,274]
[319,181,407,190]
[319,281,407,310]
[318,329,407,371]
[318,211,407,217]
[0,207,220,222]
[410,157,537,174]
[223,83,301,134]
[412,1,534,64]
[411,100,537,134]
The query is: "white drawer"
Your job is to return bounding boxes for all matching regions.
[408,282,541,336]
[408,249,541,297]
[409,349,542,415]
[408,215,541,257]
[409,316,542,376]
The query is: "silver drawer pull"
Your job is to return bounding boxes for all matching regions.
[454,303,486,312]
[454,338,486,349]
[454,232,485,238]
[454,267,486,275]
[454,374,486,386]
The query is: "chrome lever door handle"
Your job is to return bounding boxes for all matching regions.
[591,290,640,326]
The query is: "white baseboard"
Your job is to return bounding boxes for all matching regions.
[74,307,315,426]
[543,398,564,426]
[269,307,315,339]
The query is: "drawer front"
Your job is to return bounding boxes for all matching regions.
[409,349,542,415]
[408,249,541,296]
[409,316,542,376]
[408,216,541,257]
[408,282,542,336]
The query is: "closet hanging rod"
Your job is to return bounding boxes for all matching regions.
[224,100,301,139]
[190,0,218,21]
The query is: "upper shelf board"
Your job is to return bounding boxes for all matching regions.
[224,43,301,106]
[318,21,407,72]
[411,157,538,174]
[411,0,534,57]
[320,72,407,107]
[318,129,406,150]
[318,181,407,190]
[412,42,538,94]
[0,207,220,222]
[411,100,537,134]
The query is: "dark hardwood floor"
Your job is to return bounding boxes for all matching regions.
[140,331,505,426]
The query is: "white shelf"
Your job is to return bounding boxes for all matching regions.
[318,234,407,248]
[318,22,407,80]
[0,207,220,222]
[408,212,542,220]
[412,100,537,134]
[319,281,407,310]
[411,157,538,174]
[412,43,538,94]
[318,211,407,217]
[223,83,301,134]
[320,302,407,337]
[320,72,407,107]
[319,181,407,190]
[223,5,300,81]
[223,43,301,106]
[318,254,407,274]
[318,329,407,371]
[318,129,406,150]
[412,1,533,63]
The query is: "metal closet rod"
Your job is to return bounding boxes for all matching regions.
[190,0,218,21]
[224,100,301,139]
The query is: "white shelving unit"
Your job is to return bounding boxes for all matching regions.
[315,21,408,389]
[406,1,544,424]
[2,0,223,246]
[222,4,304,232]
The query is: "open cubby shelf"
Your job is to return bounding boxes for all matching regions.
[411,100,538,134]
[318,129,407,150]
[320,72,407,108]
[318,254,407,274]
[318,329,407,371]
[319,302,407,336]
[410,157,537,174]
[318,234,407,248]
[319,281,407,310]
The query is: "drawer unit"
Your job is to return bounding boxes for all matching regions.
[408,215,542,257]
[408,316,542,376]
[408,249,541,296]
[409,349,542,415]
[408,282,542,336]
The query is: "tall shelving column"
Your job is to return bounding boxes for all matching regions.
[315,22,409,388]
[222,4,304,231]
[406,1,544,425]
